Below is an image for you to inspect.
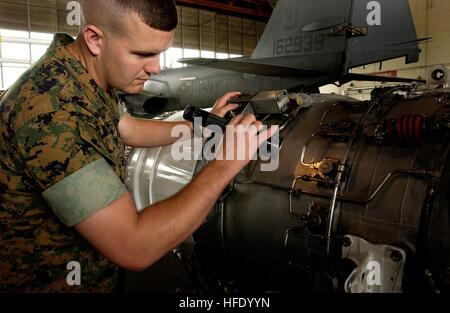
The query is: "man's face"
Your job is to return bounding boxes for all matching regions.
[100,13,174,94]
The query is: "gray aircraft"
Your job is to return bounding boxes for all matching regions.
[122,0,425,117]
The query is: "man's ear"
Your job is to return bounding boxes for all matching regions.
[83,25,104,56]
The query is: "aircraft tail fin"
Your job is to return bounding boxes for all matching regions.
[343,0,421,71]
[250,0,421,73]
[250,0,351,73]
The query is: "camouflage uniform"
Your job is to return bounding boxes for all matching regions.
[0,33,128,293]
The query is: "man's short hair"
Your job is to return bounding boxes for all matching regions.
[81,0,178,33]
[115,0,178,31]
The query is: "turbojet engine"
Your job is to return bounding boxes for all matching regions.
[125,86,450,293]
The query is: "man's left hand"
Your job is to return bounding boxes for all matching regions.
[211,92,241,118]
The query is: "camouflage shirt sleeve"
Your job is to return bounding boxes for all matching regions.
[14,109,126,227]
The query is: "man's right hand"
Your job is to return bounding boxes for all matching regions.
[211,113,278,176]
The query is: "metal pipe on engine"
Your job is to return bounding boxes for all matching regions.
[325,99,383,255]
[292,169,432,206]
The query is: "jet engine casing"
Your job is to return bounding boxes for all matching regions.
[126,87,450,293]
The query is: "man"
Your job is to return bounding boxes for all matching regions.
[0,0,274,292]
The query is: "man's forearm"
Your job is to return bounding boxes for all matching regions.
[120,113,194,148]
[133,159,238,269]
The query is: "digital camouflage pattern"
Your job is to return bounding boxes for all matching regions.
[0,33,127,293]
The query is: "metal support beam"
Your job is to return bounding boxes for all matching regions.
[0,58,32,64]
[0,37,51,46]
[176,0,273,20]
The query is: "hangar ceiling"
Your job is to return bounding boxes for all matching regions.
[0,0,269,55]
[0,0,275,37]
[0,0,80,35]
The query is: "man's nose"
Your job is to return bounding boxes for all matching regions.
[144,57,161,75]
